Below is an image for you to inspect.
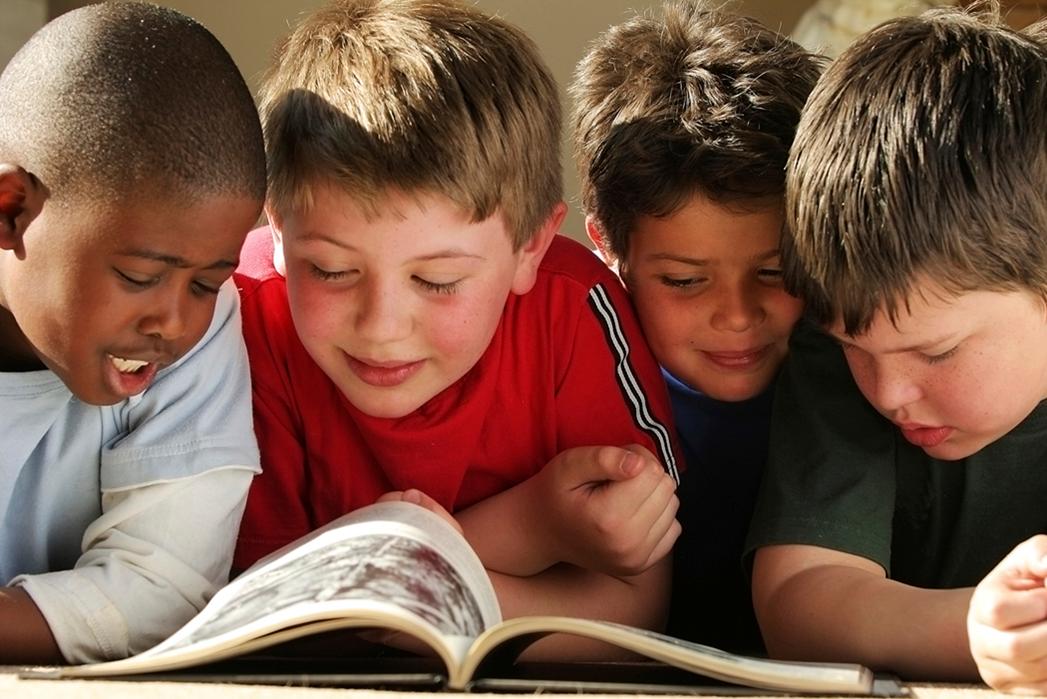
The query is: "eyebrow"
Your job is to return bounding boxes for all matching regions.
[121,250,237,271]
[827,330,959,353]
[646,248,781,265]
[296,232,483,261]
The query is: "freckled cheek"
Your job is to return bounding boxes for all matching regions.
[425,302,499,358]
[287,284,345,343]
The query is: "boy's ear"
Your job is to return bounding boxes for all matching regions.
[510,201,566,295]
[265,205,287,277]
[585,214,627,282]
[0,164,47,259]
[585,215,615,268]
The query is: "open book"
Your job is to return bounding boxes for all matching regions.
[35,501,885,694]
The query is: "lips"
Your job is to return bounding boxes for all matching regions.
[104,354,161,399]
[898,423,954,448]
[345,354,424,387]
[702,346,770,370]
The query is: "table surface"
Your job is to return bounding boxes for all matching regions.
[0,668,1009,699]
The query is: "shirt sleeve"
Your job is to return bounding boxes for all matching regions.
[232,279,313,571]
[14,466,254,663]
[555,279,683,483]
[744,321,898,569]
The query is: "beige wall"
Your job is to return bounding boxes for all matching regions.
[2,0,47,69]
[34,1,812,240]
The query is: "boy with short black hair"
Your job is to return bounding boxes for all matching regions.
[0,2,266,663]
[744,6,1047,680]
[234,0,682,657]
[571,0,821,652]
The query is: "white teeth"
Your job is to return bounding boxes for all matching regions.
[109,355,149,373]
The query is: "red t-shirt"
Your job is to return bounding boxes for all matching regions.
[233,228,681,569]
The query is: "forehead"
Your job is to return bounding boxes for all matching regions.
[287,185,512,243]
[827,279,1041,350]
[48,191,257,258]
[629,195,784,255]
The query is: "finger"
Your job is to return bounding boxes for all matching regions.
[627,469,679,526]
[972,615,1047,665]
[643,517,682,570]
[975,653,1047,694]
[993,536,1047,581]
[972,585,1047,631]
[571,445,651,486]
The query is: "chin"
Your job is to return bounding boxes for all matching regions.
[697,378,770,403]
[345,391,431,420]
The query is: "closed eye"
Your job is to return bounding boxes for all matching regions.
[115,268,159,289]
[414,276,461,294]
[310,264,348,282]
[757,267,784,282]
[659,275,706,289]
[923,346,959,365]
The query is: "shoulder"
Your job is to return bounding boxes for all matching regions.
[523,235,629,316]
[538,234,621,290]
[234,226,285,301]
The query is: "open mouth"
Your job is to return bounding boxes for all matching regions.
[108,355,151,373]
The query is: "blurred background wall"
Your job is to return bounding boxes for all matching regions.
[4,0,1045,238]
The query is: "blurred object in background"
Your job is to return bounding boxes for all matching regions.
[793,0,1047,57]
[792,0,955,57]
[2,0,46,68]
[1003,1,1047,28]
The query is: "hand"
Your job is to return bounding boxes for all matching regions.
[375,489,463,534]
[968,535,1047,694]
[535,444,680,577]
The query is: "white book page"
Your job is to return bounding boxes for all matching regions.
[65,501,501,676]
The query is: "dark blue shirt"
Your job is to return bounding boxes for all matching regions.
[665,369,771,653]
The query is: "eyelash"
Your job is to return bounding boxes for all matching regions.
[924,347,959,365]
[659,268,783,289]
[310,265,345,282]
[310,265,461,295]
[660,276,704,289]
[116,270,219,297]
[117,270,158,289]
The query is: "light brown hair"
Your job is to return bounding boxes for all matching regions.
[785,6,1047,333]
[570,0,823,261]
[260,0,561,249]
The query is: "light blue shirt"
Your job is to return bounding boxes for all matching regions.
[2,281,260,662]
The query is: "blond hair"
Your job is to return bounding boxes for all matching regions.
[260,0,561,248]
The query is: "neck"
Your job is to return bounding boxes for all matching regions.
[0,305,45,372]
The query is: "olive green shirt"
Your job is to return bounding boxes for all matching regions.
[746,321,1047,587]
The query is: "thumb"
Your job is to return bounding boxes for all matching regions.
[589,445,647,482]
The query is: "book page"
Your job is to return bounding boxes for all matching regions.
[459,617,874,694]
[60,501,501,677]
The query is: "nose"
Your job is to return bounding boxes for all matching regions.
[710,283,765,333]
[859,357,923,414]
[353,277,412,343]
[138,290,189,341]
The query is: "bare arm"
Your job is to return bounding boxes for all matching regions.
[457,445,679,578]
[753,544,978,680]
[0,587,63,664]
[491,556,672,660]
[374,489,671,660]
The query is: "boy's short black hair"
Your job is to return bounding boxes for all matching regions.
[0,2,265,205]
[571,0,823,261]
[785,7,1047,333]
